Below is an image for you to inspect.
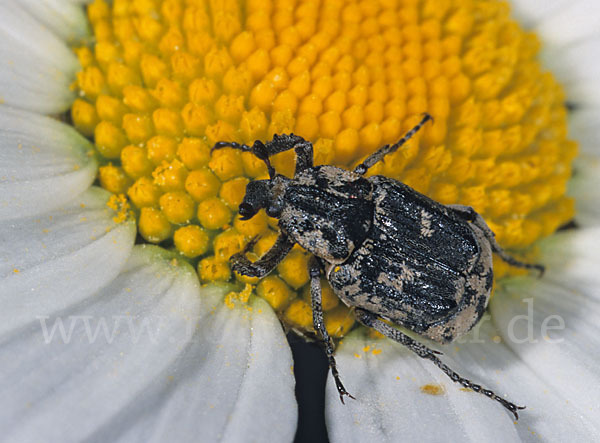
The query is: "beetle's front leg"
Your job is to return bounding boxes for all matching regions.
[354,309,525,420]
[309,256,355,403]
[213,134,314,178]
[230,233,294,278]
[266,134,314,176]
[212,140,277,179]
[447,204,545,275]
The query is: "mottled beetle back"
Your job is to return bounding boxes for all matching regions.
[328,176,493,343]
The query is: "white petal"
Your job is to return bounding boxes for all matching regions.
[535,227,600,298]
[509,0,572,27]
[569,157,600,227]
[325,331,520,442]
[0,2,79,114]
[534,1,600,49]
[441,319,600,441]
[0,246,200,442]
[0,106,97,220]
[0,250,297,442]
[106,289,297,443]
[560,80,600,108]
[0,187,135,338]
[540,37,600,107]
[490,228,600,428]
[541,36,600,86]
[328,322,600,441]
[13,0,90,43]
[569,109,600,156]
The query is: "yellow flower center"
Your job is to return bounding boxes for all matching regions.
[72,0,576,336]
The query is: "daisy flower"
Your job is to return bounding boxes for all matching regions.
[0,0,598,441]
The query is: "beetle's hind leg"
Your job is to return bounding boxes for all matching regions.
[448,204,545,276]
[309,256,355,403]
[354,113,433,176]
[229,233,294,278]
[355,309,525,420]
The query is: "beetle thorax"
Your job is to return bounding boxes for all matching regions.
[277,166,375,264]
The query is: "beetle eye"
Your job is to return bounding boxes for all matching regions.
[239,202,255,220]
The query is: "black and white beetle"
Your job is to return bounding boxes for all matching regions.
[213,114,543,420]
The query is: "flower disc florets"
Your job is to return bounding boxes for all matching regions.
[72,0,576,336]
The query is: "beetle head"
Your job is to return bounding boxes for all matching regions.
[239,180,272,220]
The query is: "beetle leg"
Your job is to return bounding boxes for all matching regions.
[448,204,545,276]
[212,140,277,179]
[212,140,252,151]
[354,113,433,176]
[355,309,526,420]
[446,204,477,222]
[213,135,314,177]
[271,134,314,175]
[309,256,355,403]
[292,140,314,175]
[229,233,294,278]
[264,134,314,176]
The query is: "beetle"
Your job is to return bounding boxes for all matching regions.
[212,113,543,420]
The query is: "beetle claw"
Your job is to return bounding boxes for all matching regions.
[338,390,356,404]
[334,377,355,404]
[509,404,526,421]
[535,264,545,278]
